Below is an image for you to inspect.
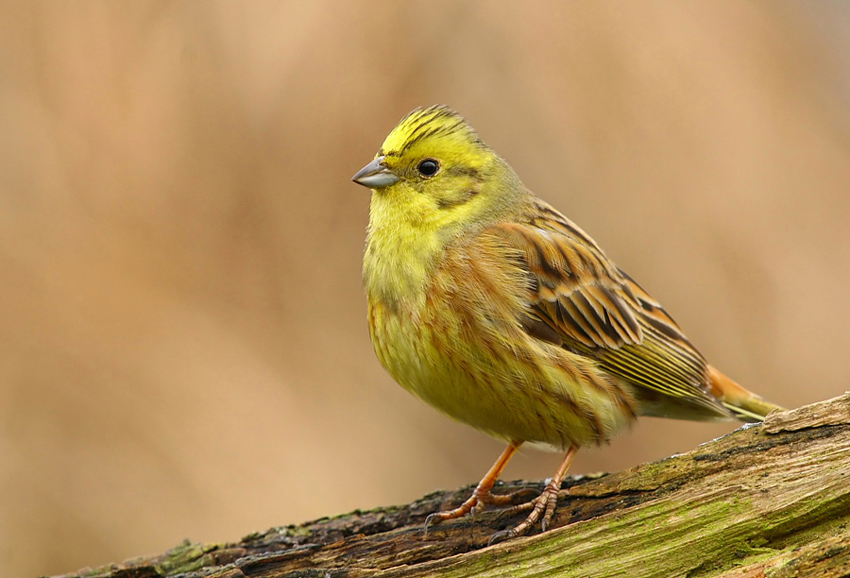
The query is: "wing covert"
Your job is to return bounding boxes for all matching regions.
[482,209,732,420]
[492,222,644,350]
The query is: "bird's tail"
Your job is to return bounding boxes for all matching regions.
[707,365,786,423]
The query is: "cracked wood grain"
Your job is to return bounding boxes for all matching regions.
[62,393,850,578]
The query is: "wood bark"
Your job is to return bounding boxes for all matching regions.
[63,393,850,578]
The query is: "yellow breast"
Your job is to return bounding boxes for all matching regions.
[365,232,638,449]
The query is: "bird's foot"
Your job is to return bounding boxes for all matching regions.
[487,480,563,545]
[424,486,539,534]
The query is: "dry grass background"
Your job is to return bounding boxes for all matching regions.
[1,1,849,576]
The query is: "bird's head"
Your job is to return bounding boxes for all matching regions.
[353,106,522,233]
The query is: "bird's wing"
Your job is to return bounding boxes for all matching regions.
[490,222,644,350]
[484,212,731,418]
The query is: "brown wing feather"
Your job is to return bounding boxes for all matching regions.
[493,222,643,349]
[486,202,733,420]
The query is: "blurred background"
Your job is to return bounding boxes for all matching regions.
[1,1,849,575]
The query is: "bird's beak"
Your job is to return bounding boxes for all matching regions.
[351,156,400,189]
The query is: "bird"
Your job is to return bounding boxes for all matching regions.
[352,105,785,543]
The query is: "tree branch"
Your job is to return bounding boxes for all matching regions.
[63,393,850,578]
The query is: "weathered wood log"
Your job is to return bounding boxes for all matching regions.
[63,393,850,578]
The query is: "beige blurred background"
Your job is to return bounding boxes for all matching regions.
[1,1,849,575]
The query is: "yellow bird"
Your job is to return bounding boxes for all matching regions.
[352,105,784,543]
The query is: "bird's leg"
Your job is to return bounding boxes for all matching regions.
[488,445,578,545]
[425,441,524,533]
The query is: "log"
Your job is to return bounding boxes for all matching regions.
[61,393,850,578]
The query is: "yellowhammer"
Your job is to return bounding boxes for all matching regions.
[352,105,785,543]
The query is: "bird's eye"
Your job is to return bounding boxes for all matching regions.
[417,159,440,178]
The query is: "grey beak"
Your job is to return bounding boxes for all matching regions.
[352,156,400,189]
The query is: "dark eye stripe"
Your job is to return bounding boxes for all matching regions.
[446,166,481,179]
[436,190,479,210]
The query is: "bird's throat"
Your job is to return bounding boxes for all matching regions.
[363,195,451,313]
